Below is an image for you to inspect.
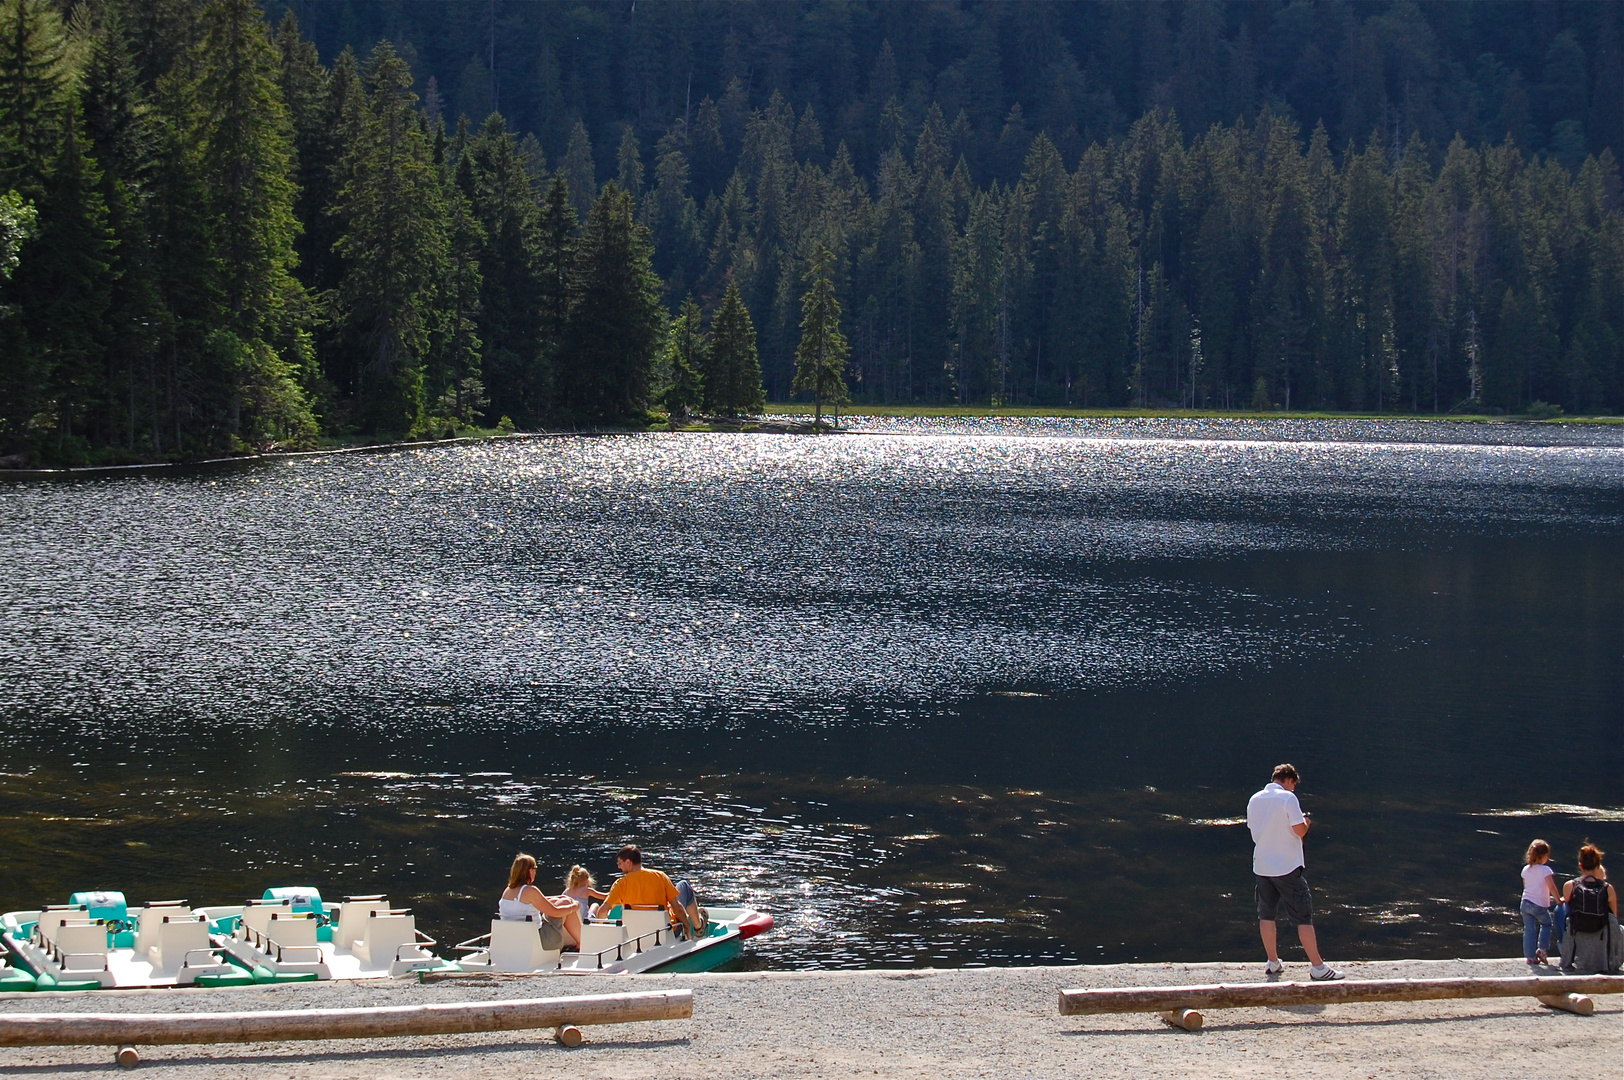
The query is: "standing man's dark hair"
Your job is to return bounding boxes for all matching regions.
[1246,764,1342,981]
[617,844,643,866]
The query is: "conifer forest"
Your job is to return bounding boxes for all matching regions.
[1,0,1622,464]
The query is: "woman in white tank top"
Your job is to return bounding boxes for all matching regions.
[500,854,583,949]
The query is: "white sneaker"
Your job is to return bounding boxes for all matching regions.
[1310,964,1344,981]
[1264,959,1283,975]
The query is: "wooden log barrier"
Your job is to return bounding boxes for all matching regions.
[0,990,693,1050]
[1537,993,1594,1016]
[1158,1008,1203,1031]
[1060,975,1622,1017]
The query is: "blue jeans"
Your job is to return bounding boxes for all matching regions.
[1552,901,1568,946]
[1521,900,1553,961]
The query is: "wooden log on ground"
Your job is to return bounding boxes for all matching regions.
[1537,993,1594,1016]
[1158,1008,1203,1031]
[555,1024,584,1047]
[0,990,693,1048]
[1060,975,1622,1016]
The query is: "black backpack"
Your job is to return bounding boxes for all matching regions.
[1569,877,1612,934]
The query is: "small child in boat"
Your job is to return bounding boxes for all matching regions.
[564,866,609,922]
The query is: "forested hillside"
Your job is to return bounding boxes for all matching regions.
[2,1,1622,466]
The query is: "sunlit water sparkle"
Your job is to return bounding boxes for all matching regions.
[1,422,1619,967]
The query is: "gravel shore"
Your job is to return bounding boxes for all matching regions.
[0,958,1616,1078]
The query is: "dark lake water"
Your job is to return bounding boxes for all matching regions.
[1,418,1620,969]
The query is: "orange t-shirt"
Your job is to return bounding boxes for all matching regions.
[602,867,679,911]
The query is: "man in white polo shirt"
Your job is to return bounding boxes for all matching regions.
[1247,763,1342,980]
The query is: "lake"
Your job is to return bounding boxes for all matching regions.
[1,417,1620,969]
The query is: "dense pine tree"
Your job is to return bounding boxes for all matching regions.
[793,242,850,426]
[331,42,446,434]
[705,278,764,416]
[556,182,664,421]
[659,295,704,422]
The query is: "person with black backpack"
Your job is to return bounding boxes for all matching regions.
[1557,844,1621,975]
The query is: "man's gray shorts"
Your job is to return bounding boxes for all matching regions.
[1255,867,1313,924]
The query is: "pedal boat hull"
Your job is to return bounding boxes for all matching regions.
[454,905,771,976]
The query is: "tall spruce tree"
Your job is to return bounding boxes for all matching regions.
[659,294,705,421]
[26,110,115,451]
[467,113,544,424]
[557,181,664,420]
[793,243,850,425]
[705,278,764,415]
[427,165,484,427]
[193,0,301,345]
[83,3,164,451]
[560,118,594,221]
[533,171,575,386]
[332,41,447,434]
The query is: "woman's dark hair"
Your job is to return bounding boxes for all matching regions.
[1578,844,1604,872]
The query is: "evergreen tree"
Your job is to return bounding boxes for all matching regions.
[659,294,704,421]
[0,0,73,198]
[191,0,307,445]
[332,41,447,434]
[557,181,664,420]
[706,277,764,415]
[560,118,594,221]
[427,170,484,427]
[467,113,544,424]
[276,11,343,304]
[24,111,116,451]
[82,4,163,451]
[193,0,301,344]
[534,171,575,361]
[793,242,850,425]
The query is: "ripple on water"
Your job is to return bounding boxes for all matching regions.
[0,433,1617,728]
[0,427,1619,966]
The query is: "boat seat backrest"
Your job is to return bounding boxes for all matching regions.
[335,900,392,951]
[148,915,208,973]
[266,912,318,949]
[487,918,559,973]
[52,921,109,961]
[577,920,627,957]
[35,907,89,945]
[135,904,190,954]
[354,911,416,968]
[240,900,293,939]
[620,908,673,948]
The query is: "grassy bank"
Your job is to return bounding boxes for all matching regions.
[766,402,1624,424]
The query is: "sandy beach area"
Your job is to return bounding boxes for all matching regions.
[0,957,1616,1077]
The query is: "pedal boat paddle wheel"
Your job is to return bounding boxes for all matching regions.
[197,888,456,982]
[455,903,774,975]
[0,892,251,990]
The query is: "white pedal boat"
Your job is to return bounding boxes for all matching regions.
[198,889,455,982]
[454,904,773,975]
[0,892,251,990]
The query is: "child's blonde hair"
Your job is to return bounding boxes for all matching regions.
[1526,839,1551,865]
[566,865,594,890]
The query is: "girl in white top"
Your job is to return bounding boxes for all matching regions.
[500,854,583,949]
[563,865,608,921]
[1519,839,1559,965]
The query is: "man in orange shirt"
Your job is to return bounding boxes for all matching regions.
[600,844,702,935]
